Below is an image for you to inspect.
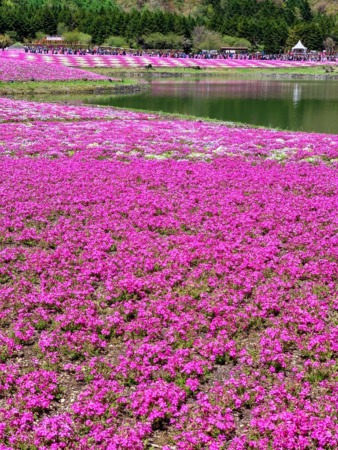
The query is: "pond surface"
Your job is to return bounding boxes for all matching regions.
[47,77,338,133]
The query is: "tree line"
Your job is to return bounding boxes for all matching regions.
[0,0,337,53]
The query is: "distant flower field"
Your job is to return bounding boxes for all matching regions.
[0,98,338,449]
[2,51,337,70]
[0,55,108,81]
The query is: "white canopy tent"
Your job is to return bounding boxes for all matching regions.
[7,42,25,52]
[292,41,307,53]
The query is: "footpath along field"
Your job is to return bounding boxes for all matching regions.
[2,51,338,70]
[0,97,338,449]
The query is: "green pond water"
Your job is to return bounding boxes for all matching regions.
[46,77,338,134]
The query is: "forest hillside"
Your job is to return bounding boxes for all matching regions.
[0,0,337,52]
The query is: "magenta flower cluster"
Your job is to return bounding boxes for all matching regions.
[0,98,156,123]
[3,50,337,69]
[0,98,337,164]
[0,54,108,81]
[0,97,338,449]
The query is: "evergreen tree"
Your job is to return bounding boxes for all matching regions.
[39,6,58,35]
[286,26,302,50]
[113,12,126,37]
[299,0,312,22]
[237,18,262,48]
[262,20,288,53]
[58,7,74,31]
[0,0,333,52]
[222,18,240,37]
[172,14,185,35]
[300,22,323,50]
[314,13,335,39]
[283,0,296,26]
[126,9,142,39]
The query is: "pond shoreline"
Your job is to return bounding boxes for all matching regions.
[89,66,338,81]
[3,73,338,134]
[261,73,338,80]
[0,79,148,96]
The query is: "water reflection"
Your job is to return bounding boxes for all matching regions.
[34,77,338,134]
[292,84,301,106]
[147,78,338,101]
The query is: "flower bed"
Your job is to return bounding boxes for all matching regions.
[2,51,337,69]
[0,98,157,122]
[0,55,108,81]
[0,99,337,162]
[0,97,338,449]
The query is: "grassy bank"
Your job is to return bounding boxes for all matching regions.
[0,78,146,96]
[89,65,338,79]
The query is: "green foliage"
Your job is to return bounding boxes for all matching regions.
[57,22,68,35]
[323,37,336,53]
[0,33,13,48]
[305,366,331,384]
[0,273,11,284]
[192,26,223,50]
[222,35,252,48]
[0,0,335,51]
[143,32,185,49]
[62,30,92,45]
[286,20,325,50]
[299,0,313,21]
[103,35,129,48]
[300,22,324,50]
[35,31,45,40]
[286,25,301,50]
[199,32,224,50]
[262,19,289,53]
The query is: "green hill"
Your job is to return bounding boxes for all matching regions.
[2,0,338,17]
[115,0,338,16]
[115,0,204,16]
[310,0,338,15]
[0,0,337,52]
[3,0,338,15]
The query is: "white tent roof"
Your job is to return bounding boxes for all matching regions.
[7,42,25,52]
[292,40,307,51]
[8,42,24,49]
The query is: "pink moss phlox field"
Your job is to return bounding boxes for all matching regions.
[0,97,338,449]
[2,51,338,69]
[0,98,157,123]
[0,98,338,163]
[0,55,108,81]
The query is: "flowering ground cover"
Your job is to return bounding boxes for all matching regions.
[0,55,108,81]
[0,98,157,123]
[0,97,338,449]
[2,51,337,70]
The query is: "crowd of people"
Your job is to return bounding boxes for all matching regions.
[22,45,337,61]
[24,46,94,55]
